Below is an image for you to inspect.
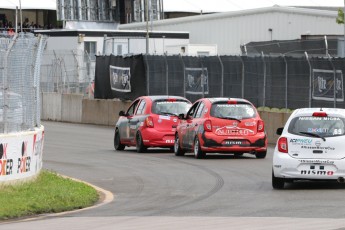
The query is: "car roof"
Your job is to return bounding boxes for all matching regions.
[143,95,190,102]
[206,97,251,104]
[292,108,345,117]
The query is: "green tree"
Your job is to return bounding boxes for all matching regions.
[337,8,344,24]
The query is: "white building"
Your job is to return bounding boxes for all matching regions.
[119,6,344,55]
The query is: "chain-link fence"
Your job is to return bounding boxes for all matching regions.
[95,53,345,110]
[0,33,47,133]
[40,49,95,96]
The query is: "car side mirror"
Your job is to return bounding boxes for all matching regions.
[178,113,185,120]
[276,127,283,135]
[119,111,126,116]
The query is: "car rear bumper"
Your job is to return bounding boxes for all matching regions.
[200,132,267,152]
[273,151,345,180]
[141,128,175,147]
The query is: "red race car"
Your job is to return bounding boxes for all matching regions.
[174,97,267,159]
[114,95,191,152]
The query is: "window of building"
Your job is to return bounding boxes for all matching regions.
[85,41,97,61]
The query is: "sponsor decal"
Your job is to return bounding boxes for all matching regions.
[301,146,335,150]
[215,126,254,135]
[245,122,256,126]
[300,170,334,176]
[299,159,335,164]
[185,67,209,95]
[307,128,328,133]
[0,143,13,176]
[290,138,312,145]
[17,141,31,174]
[173,118,178,123]
[299,117,340,121]
[165,140,174,143]
[110,66,131,92]
[312,69,343,102]
[159,115,171,120]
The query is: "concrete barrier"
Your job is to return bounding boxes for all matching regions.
[41,93,292,144]
[0,126,44,185]
[61,94,83,123]
[259,111,292,145]
[41,93,62,121]
[81,99,131,126]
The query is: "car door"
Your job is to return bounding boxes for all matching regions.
[186,101,205,148]
[128,99,147,143]
[120,99,140,142]
[182,101,200,149]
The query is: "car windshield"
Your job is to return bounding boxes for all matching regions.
[152,100,191,116]
[288,116,345,137]
[210,103,256,119]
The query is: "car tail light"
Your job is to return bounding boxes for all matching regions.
[146,116,154,128]
[204,120,212,132]
[277,137,288,153]
[313,112,327,117]
[227,100,237,104]
[167,98,177,102]
[257,120,265,132]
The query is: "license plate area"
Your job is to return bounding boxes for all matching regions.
[222,140,250,147]
[297,164,337,176]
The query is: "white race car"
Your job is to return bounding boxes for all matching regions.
[272,108,345,189]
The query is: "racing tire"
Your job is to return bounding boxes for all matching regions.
[114,129,125,151]
[136,132,147,153]
[255,150,267,159]
[272,170,285,189]
[194,137,206,159]
[174,134,185,156]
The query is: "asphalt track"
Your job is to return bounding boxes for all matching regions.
[1,121,345,230]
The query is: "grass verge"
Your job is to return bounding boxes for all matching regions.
[0,170,99,220]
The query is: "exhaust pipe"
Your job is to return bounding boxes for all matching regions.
[337,177,345,183]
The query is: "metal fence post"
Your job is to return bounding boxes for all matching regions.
[239,56,245,98]
[282,55,288,109]
[179,54,186,98]
[305,52,312,108]
[201,57,205,98]
[261,52,266,107]
[164,54,168,95]
[144,54,150,95]
[327,54,337,108]
[217,55,224,97]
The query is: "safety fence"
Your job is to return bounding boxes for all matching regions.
[94,54,345,110]
[40,49,95,96]
[0,33,47,133]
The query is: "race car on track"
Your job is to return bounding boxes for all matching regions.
[273,108,345,189]
[114,95,191,152]
[174,97,267,159]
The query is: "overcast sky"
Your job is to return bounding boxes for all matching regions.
[0,0,344,12]
[163,0,344,13]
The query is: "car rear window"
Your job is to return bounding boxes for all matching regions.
[210,103,256,119]
[288,116,345,137]
[152,100,191,116]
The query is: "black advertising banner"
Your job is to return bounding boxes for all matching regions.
[110,65,131,92]
[185,67,209,95]
[312,69,344,102]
